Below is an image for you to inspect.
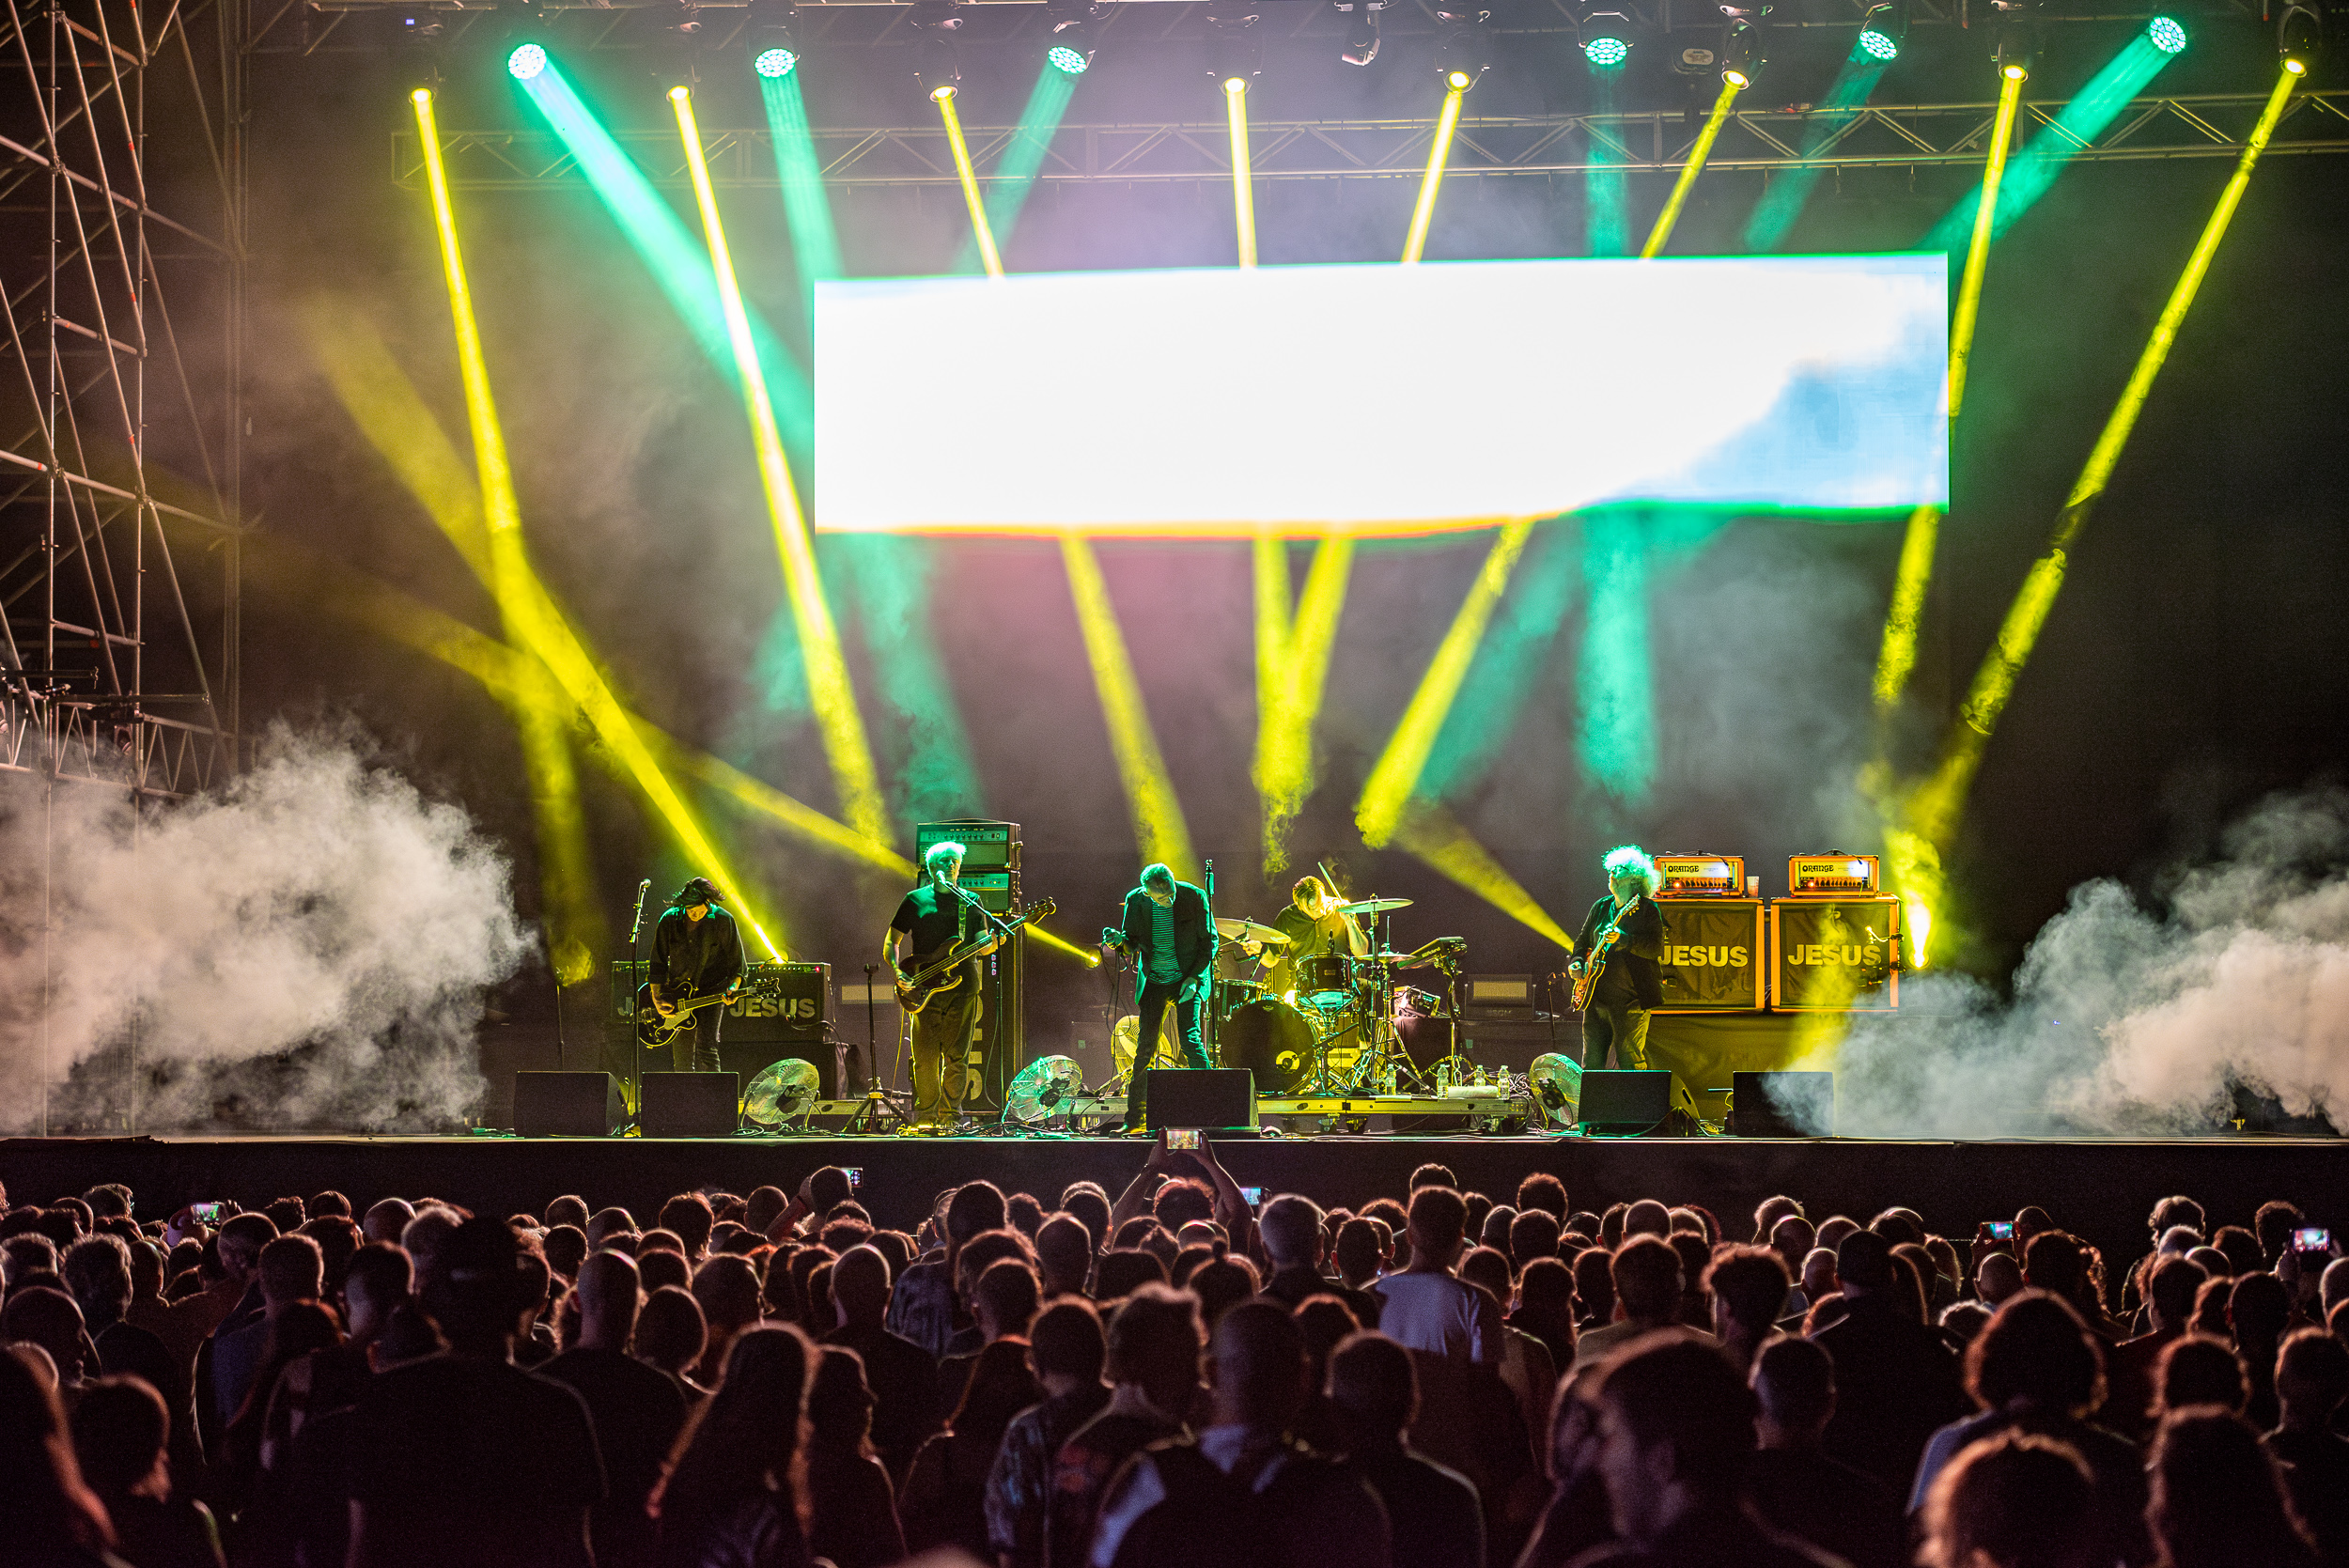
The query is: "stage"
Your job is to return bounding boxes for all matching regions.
[8,1132,2343,1282]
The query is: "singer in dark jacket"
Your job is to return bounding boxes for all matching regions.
[1570,847,1666,1069]
[1107,863,1218,1132]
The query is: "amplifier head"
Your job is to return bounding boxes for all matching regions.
[1654,854,1745,897]
[1788,854,1879,895]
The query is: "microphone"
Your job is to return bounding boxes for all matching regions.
[628,878,652,944]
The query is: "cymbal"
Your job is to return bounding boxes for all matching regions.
[1215,917,1291,946]
[1338,897,1413,915]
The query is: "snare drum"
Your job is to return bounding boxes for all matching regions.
[1298,953,1355,1001]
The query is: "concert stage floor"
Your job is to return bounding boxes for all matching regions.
[8,1133,2345,1276]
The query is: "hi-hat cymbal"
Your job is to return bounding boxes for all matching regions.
[1215,917,1291,946]
[1338,897,1413,915]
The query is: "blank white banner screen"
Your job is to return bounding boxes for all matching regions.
[814,255,1948,536]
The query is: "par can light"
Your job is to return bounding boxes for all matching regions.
[2146,14,2186,54]
[754,45,798,76]
[1584,34,1629,66]
[1047,42,1091,74]
[506,41,549,79]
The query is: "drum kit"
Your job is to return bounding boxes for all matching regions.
[1097,894,1472,1097]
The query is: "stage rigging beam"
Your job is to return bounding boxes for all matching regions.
[396,91,2349,192]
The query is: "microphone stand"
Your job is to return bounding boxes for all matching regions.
[627,878,652,1134]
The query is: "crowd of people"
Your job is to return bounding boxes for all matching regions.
[4,1144,2346,1568]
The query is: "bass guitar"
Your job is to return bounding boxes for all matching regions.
[634,970,784,1049]
[1569,897,1641,1013]
[897,897,1058,1016]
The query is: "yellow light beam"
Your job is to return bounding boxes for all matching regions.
[413,86,783,959]
[1401,81,1470,265]
[1255,534,1355,876]
[1949,67,2027,426]
[1061,535,1197,880]
[1641,78,1741,259]
[1225,78,1258,267]
[1356,518,1537,847]
[932,87,1005,278]
[1392,800,1577,952]
[1908,63,2302,847]
[672,87,892,849]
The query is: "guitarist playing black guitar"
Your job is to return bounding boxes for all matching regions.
[886,841,999,1132]
[1568,846,1667,1070]
[648,876,747,1072]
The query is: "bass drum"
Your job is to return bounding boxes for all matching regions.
[1221,998,1315,1094]
[1111,1014,1184,1079]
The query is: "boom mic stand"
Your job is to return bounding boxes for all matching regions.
[625,877,651,1134]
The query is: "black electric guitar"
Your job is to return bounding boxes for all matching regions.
[634,970,784,1049]
[896,897,1057,1016]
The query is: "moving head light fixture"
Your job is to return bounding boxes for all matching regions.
[910,0,963,99]
[1990,0,2039,79]
[1856,0,1906,62]
[1332,0,1390,68]
[1433,4,1492,88]
[1046,0,1108,75]
[1206,10,1263,88]
[2276,0,2323,73]
[1718,3,1767,87]
[748,0,800,77]
[1573,0,1635,69]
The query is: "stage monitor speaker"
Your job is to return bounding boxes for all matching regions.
[514,1072,624,1137]
[1730,1071,1833,1137]
[642,1072,739,1137]
[1579,1070,1672,1134]
[1147,1068,1255,1131]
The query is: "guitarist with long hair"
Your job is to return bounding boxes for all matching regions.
[650,876,746,1071]
[888,841,995,1130]
[1569,846,1668,1069]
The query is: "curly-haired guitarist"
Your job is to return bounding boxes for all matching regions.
[1569,846,1667,1070]
[650,876,746,1071]
[887,841,994,1130]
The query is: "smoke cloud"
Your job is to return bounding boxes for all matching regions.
[0,727,530,1132]
[1828,787,2349,1136]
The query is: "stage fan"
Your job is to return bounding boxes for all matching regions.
[741,1058,821,1129]
[1528,1053,1582,1129]
[1004,1055,1083,1126]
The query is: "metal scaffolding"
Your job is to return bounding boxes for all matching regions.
[398,88,2349,193]
[0,0,243,800]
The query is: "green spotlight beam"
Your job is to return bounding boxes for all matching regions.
[1586,70,1630,257]
[759,71,844,287]
[1420,523,1579,803]
[1908,64,2301,847]
[954,62,1080,274]
[1575,511,1656,802]
[830,535,985,827]
[514,59,812,463]
[1921,25,2188,254]
[1741,54,1890,252]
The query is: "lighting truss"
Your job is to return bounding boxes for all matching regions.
[398,89,2349,192]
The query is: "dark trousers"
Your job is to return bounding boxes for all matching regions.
[669,1008,723,1073]
[909,980,981,1126]
[1580,1001,1651,1069]
[1128,979,1208,1130]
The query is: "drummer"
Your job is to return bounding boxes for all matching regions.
[1260,876,1369,998]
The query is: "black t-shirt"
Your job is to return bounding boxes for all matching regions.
[894,882,982,986]
[348,1352,605,1568]
[539,1346,688,1568]
[652,905,746,1001]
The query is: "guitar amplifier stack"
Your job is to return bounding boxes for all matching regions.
[1652,853,1763,1013]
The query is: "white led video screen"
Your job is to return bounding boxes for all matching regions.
[814,255,1948,536]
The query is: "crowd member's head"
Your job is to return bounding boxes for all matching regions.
[1405,1187,1469,1271]
[399,1206,463,1297]
[1458,1247,1513,1311]
[419,1217,534,1357]
[258,1233,324,1312]
[540,1224,587,1281]
[830,1245,890,1330]
[1610,1236,1682,1327]
[2,1234,59,1291]
[941,1180,1008,1281]
[1007,1192,1046,1239]
[1092,1250,1167,1302]
[2149,1407,2315,1568]
[60,1236,132,1332]
[1483,1204,1518,1256]
[357,1197,411,1247]
[586,1206,637,1249]
[1035,1214,1094,1298]
[2147,1195,2204,1244]
[1359,1198,1408,1237]
[2144,1255,2207,1334]
[2212,1225,2263,1277]
[2322,1258,2349,1321]
[1966,1292,2103,1419]
[1871,1208,1924,1249]
[1799,1247,1838,1309]
[79,1186,132,1222]
[1919,1431,2097,1568]
[1408,1162,1458,1194]
[1752,1195,1802,1244]
[1517,1173,1567,1219]
[1815,1216,1860,1253]
[1515,1257,1576,1350]
[1105,1283,1204,1417]
[2187,1245,2232,1281]
[2274,1328,2349,1434]
[1590,1332,1755,1544]
[571,1250,641,1353]
[2255,1201,2306,1265]
[659,1193,716,1261]
[1768,1215,1815,1280]
[1207,1299,1307,1431]
[973,1258,1041,1342]
[657,1325,811,1543]
[2155,1334,2248,1418]
[219,1211,278,1288]
[1326,1330,1416,1452]
[1332,1219,1386,1289]
[1705,1247,1790,1360]
[1060,1186,1113,1253]
[692,1255,762,1343]
[261,1196,305,1235]
[543,1194,590,1232]
[3,1287,88,1383]
[2230,1271,2292,1351]
[1622,1200,1671,1239]
[806,1345,874,1457]
[1,1344,115,1560]
[1189,1250,1260,1327]
[1600,1205,1628,1250]
[1750,1336,1833,1450]
[1259,1195,1326,1274]
[1030,1298,1107,1395]
[636,1285,708,1380]
[1509,1208,1562,1271]
[1837,1230,1898,1301]
[70,1373,174,1502]
[1294,1296,1359,1393]
[2188,1276,2232,1337]
[1151,1179,1216,1232]
[1574,1246,1616,1325]
[1669,1234,1715,1319]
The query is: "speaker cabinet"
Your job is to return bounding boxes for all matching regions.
[514,1072,624,1138]
[1146,1068,1256,1131]
[1731,1071,1834,1136]
[1579,1069,1672,1133]
[641,1072,739,1137]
